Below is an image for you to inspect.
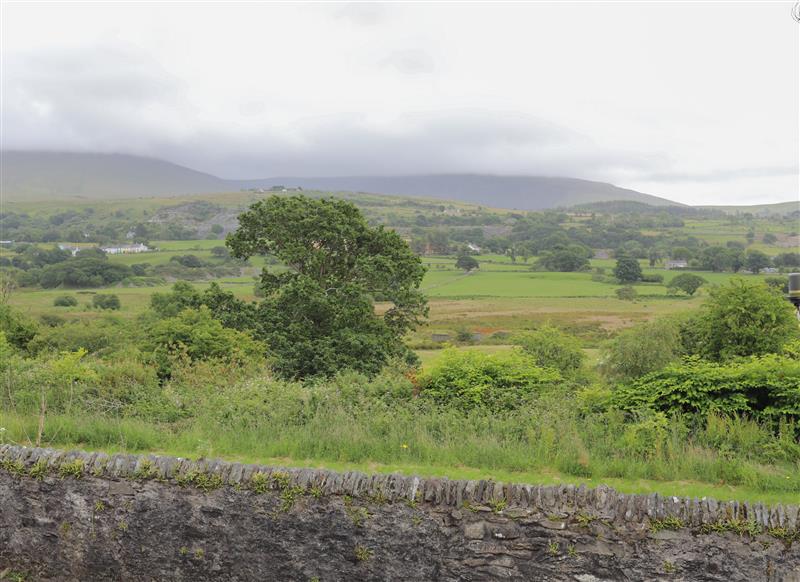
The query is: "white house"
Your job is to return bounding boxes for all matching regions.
[100,243,150,255]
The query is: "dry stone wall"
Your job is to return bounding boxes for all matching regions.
[1,445,799,581]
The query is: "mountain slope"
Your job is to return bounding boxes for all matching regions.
[244,174,680,209]
[2,151,680,209]
[1,151,227,199]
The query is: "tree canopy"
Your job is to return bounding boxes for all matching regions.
[227,195,428,378]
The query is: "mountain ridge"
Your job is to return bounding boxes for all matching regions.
[0,150,696,210]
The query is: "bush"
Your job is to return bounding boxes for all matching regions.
[640,274,664,284]
[143,306,265,378]
[615,286,637,301]
[53,295,78,307]
[600,318,682,381]
[690,279,799,361]
[513,324,585,375]
[612,355,800,422]
[0,304,38,351]
[419,348,561,412]
[92,294,121,310]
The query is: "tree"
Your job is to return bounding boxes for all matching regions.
[774,252,800,268]
[762,233,778,245]
[667,273,706,296]
[455,255,479,272]
[613,256,642,283]
[536,249,589,272]
[690,279,799,361]
[513,324,585,376]
[745,250,771,274]
[227,195,428,379]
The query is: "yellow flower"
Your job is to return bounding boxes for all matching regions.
[401,443,409,449]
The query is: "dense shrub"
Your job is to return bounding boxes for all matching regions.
[143,306,264,377]
[600,318,683,381]
[0,304,38,351]
[612,355,800,422]
[689,279,799,361]
[615,286,637,301]
[92,294,121,310]
[419,348,561,412]
[53,295,78,307]
[513,324,585,375]
[640,273,664,284]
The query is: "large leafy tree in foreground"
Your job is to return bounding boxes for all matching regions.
[227,195,428,379]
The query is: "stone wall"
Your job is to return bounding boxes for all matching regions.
[1,445,799,581]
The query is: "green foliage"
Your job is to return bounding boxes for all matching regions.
[601,318,683,381]
[667,273,706,296]
[690,279,799,361]
[744,249,771,274]
[615,286,637,301]
[227,195,428,379]
[613,256,642,283]
[455,255,479,272]
[513,324,585,375]
[612,355,800,422]
[419,348,561,412]
[0,304,38,351]
[536,248,590,272]
[143,306,264,378]
[92,294,121,310]
[53,295,78,307]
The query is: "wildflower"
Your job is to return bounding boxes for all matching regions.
[401,443,409,449]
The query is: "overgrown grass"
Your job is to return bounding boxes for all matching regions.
[2,368,799,505]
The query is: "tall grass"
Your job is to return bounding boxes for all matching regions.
[3,364,798,501]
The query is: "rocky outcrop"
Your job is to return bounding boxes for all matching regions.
[0,445,798,581]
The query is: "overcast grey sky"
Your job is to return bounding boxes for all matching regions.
[2,1,798,205]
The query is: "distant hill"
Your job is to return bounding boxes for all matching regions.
[1,151,228,200]
[698,200,800,216]
[2,150,680,210]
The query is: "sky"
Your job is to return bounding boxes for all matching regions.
[2,1,798,206]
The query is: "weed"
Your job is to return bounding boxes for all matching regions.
[194,548,205,560]
[279,486,305,512]
[58,459,84,479]
[133,459,159,481]
[346,505,370,527]
[547,541,559,556]
[176,469,223,492]
[354,545,373,562]
[309,486,323,499]
[663,560,676,573]
[649,516,684,533]
[94,500,106,513]
[699,518,762,538]
[488,499,507,514]
[59,522,71,535]
[249,471,269,494]
[575,512,596,528]
[28,460,48,481]
[117,520,128,532]
[567,544,577,558]
[412,515,422,526]
[179,546,189,557]
[0,458,26,477]
[271,471,290,490]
